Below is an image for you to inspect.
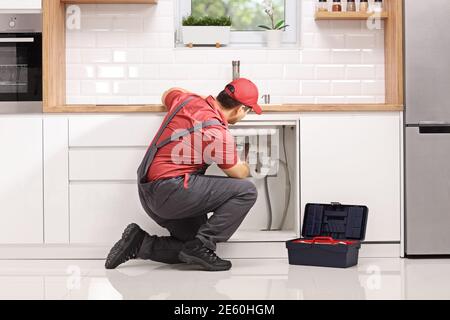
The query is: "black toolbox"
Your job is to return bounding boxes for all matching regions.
[286,202,368,268]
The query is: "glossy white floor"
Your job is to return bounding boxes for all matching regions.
[0,258,449,300]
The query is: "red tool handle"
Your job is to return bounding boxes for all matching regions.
[311,237,335,243]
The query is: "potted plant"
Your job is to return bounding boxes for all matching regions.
[182,16,232,48]
[258,0,289,48]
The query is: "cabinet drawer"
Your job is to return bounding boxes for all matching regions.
[69,183,167,244]
[69,148,145,181]
[69,115,164,147]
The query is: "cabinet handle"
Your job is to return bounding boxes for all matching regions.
[0,38,34,43]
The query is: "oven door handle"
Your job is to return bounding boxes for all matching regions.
[0,38,34,43]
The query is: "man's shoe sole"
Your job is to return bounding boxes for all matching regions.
[105,223,144,269]
[178,251,232,272]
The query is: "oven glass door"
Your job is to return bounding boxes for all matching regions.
[0,33,42,102]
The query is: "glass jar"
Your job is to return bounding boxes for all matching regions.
[371,0,383,13]
[317,0,328,12]
[359,0,369,13]
[332,0,342,12]
[347,0,356,12]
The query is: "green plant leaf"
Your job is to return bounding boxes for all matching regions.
[277,24,290,30]
[258,25,272,30]
[182,15,232,27]
[274,20,285,29]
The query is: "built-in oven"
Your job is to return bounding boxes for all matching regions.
[0,14,42,113]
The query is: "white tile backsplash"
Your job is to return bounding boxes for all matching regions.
[97,65,126,78]
[81,49,112,63]
[315,65,346,80]
[361,80,385,96]
[284,64,315,80]
[331,80,362,96]
[113,80,142,95]
[66,0,385,105]
[96,32,127,48]
[331,49,362,64]
[113,49,143,63]
[81,81,111,95]
[128,65,159,79]
[346,65,377,80]
[345,34,376,49]
[302,80,331,96]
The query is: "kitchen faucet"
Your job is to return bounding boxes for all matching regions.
[261,94,271,104]
[232,60,240,80]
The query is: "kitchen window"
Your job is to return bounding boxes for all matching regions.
[177,0,298,46]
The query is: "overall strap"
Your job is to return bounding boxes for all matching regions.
[137,95,223,183]
[137,96,195,183]
[151,96,195,148]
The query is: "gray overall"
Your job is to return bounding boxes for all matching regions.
[136,96,258,264]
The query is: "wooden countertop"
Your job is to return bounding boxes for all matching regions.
[44,104,404,113]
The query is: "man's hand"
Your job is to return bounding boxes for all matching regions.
[222,161,250,179]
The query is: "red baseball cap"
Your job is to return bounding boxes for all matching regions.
[224,78,262,115]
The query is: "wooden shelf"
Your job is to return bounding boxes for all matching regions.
[60,0,157,3]
[315,11,388,20]
[43,104,404,113]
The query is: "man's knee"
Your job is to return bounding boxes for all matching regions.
[237,179,258,204]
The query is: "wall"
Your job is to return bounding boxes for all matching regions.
[66,0,385,105]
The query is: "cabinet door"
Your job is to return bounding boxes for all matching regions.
[0,0,41,9]
[69,183,167,244]
[300,113,401,242]
[0,117,43,244]
[67,115,167,244]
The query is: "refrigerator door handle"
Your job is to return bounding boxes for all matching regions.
[418,124,450,134]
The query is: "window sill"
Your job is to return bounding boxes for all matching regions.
[173,43,301,50]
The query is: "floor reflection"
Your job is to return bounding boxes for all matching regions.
[1,258,450,299]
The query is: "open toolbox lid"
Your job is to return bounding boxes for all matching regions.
[301,203,368,241]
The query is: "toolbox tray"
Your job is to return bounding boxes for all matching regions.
[286,202,368,268]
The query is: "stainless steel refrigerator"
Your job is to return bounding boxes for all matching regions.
[405,0,450,255]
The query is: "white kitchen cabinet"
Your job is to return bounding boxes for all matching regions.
[68,115,164,147]
[69,183,167,244]
[0,116,43,244]
[0,0,41,10]
[300,112,402,242]
[43,117,69,244]
[66,114,300,245]
[69,148,145,181]
[67,115,166,244]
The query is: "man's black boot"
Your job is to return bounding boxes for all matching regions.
[105,223,145,269]
[178,239,232,271]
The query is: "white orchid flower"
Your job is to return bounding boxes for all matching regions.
[263,0,274,16]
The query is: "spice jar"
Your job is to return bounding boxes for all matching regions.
[332,0,342,12]
[317,0,328,12]
[347,0,356,12]
[359,0,369,13]
[371,0,383,13]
